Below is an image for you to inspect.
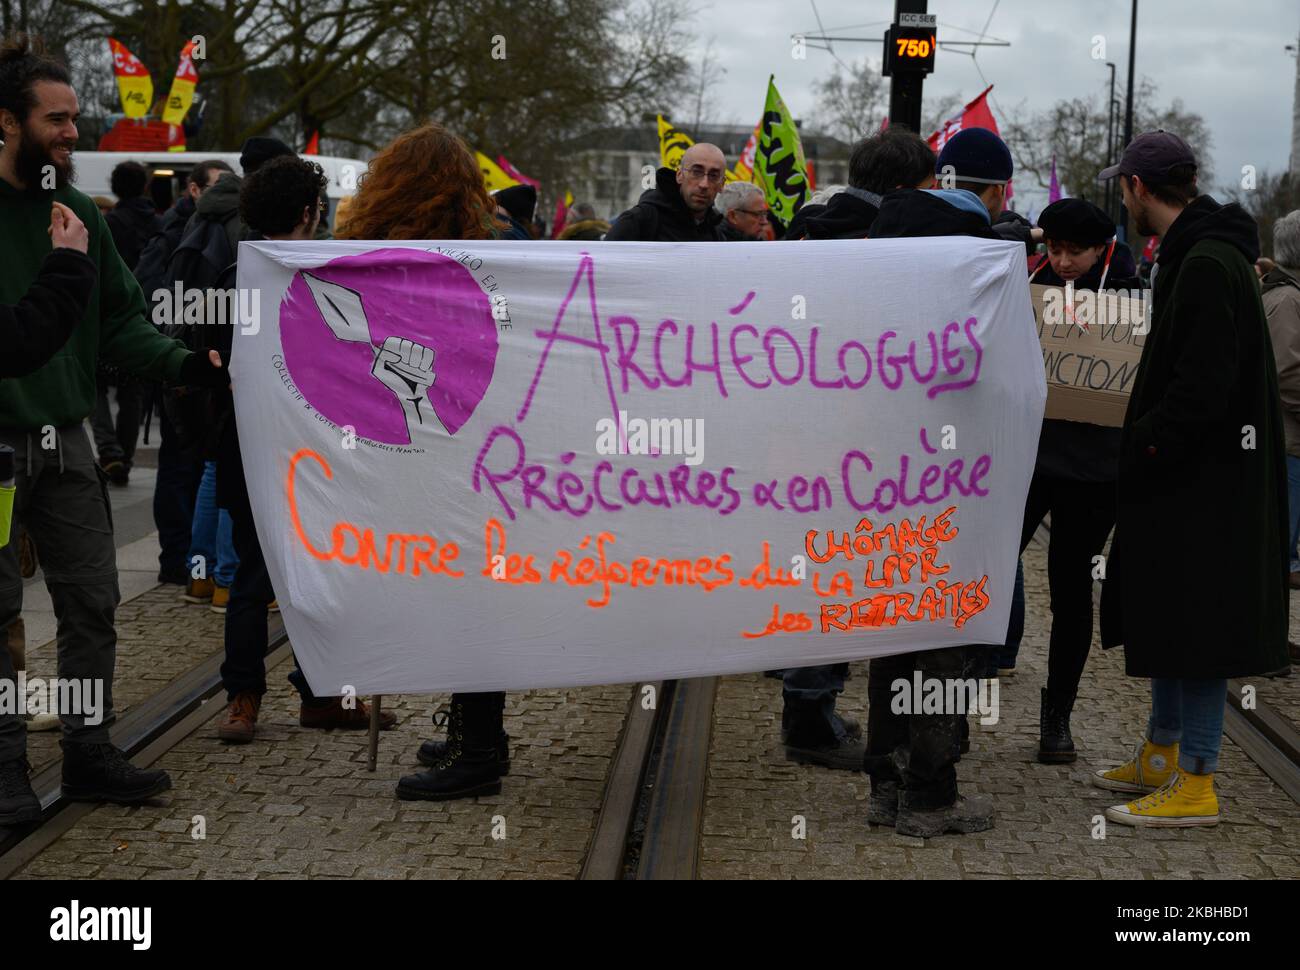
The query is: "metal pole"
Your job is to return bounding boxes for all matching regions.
[368,694,382,771]
[1105,62,1117,219]
[1118,0,1138,241]
[888,0,928,133]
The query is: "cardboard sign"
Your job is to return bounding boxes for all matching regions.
[233,238,1045,695]
[1030,283,1149,428]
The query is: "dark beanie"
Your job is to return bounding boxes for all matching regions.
[493,184,537,224]
[240,136,294,175]
[936,128,1013,185]
[1038,198,1115,247]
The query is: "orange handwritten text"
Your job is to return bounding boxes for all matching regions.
[286,448,464,578]
[818,575,990,632]
[742,603,814,638]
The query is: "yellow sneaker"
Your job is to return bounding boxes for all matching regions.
[1105,770,1219,828]
[1093,739,1177,794]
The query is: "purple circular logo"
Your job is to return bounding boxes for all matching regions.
[280,248,499,444]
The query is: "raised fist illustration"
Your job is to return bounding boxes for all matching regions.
[371,336,444,432]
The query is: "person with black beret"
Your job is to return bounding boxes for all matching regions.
[1009,197,1144,768]
[1031,197,1139,289]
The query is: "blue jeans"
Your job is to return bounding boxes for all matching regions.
[1147,678,1228,774]
[1286,455,1300,572]
[188,462,238,587]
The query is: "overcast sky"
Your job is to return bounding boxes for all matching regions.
[689,0,1297,207]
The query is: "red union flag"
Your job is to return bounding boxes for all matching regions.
[927,85,997,153]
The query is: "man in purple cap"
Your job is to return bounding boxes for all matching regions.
[1094,131,1289,827]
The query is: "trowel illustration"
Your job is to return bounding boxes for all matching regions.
[302,271,448,436]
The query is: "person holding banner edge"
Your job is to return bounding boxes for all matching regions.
[779,126,939,772]
[860,126,1014,838]
[330,122,514,801]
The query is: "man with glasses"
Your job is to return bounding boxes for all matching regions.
[715,181,769,241]
[606,143,728,242]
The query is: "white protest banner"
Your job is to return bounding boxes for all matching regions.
[232,238,1045,696]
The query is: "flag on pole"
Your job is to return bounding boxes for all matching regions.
[107,38,152,119]
[927,85,998,153]
[550,190,574,239]
[754,76,810,227]
[1048,155,1062,202]
[305,131,320,155]
[161,40,198,126]
[656,114,694,171]
[496,155,539,191]
[477,152,520,193]
[732,121,762,181]
[928,85,1012,199]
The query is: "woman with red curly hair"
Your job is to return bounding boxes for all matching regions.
[339,123,512,802]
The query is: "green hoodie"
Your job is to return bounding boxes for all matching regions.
[0,175,190,431]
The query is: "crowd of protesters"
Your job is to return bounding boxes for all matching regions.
[0,30,1295,842]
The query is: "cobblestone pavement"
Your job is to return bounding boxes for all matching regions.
[15,673,632,880]
[699,538,1300,879]
[1242,596,1300,728]
[22,587,224,775]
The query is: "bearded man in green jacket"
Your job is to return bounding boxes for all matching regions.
[0,34,226,824]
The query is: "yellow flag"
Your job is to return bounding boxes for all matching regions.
[477,152,521,193]
[658,114,739,180]
[108,38,152,119]
[656,114,695,171]
[161,41,198,126]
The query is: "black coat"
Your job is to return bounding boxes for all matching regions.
[133,194,196,296]
[801,190,880,240]
[869,189,1002,240]
[1099,196,1289,677]
[605,167,725,242]
[104,196,162,271]
[0,248,96,378]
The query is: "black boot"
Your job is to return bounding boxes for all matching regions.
[417,715,510,773]
[60,741,171,804]
[782,698,866,771]
[397,693,503,801]
[0,757,41,825]
[1037,686,1077,764]
[866,779,899,827]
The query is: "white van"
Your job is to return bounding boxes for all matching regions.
[74,150,368,208]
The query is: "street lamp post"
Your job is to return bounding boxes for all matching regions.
[1118,0,1138,241]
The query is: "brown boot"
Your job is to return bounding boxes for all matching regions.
[217,692,261,743]
[299,697,397,730]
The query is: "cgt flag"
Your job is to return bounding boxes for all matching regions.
[732,120,761,182]
[755,76,809,227]
[161,40,198,126]
[476,152,520,193]
[656,114,693,171]
[107,38,152,119]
